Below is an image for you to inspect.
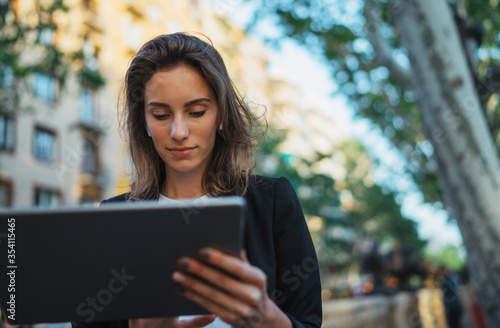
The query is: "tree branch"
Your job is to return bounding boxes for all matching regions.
[364,0,413,89]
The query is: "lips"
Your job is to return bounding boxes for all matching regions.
[167,146,196,157]
[168,147,194,151]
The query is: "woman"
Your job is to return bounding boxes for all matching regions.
[76,32,322,328]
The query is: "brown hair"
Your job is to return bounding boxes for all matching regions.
[121,33,264,201]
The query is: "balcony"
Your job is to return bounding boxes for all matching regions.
[124,0,145,18]
[84,11,104,33]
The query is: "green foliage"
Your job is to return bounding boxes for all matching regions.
[78,67,106,87]
[250,0,500,209]
[339,140,427,252]
[0,0,70,110]
[257,126,427,268]
[464,0,500,46]
[426,244,466,271]
[256,127,340,219]
[256,127,351,266]
[72,50,106,87]
[1,0,107,111]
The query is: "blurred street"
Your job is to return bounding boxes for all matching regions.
[322,289,460,328]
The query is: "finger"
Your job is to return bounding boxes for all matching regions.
[173,271,255,317]
[240,249,249,263]
[178,314,216,328]
[129,318,155,328]
[129,318,175,328]
[197,248,266,287]
[177,287,252,327]
[175,258,262,305]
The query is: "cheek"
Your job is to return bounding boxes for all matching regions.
[198,115,218,140]
[147,121,169,138]
[206,123,218,142]
[147,129,167,152]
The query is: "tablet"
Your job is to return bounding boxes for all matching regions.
[0,196,246,325]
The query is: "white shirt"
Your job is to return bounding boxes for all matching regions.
[179,315,231,328]
[158,193,210,205]
[158,194,232,328]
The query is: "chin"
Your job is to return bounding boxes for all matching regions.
[167,163,202,174]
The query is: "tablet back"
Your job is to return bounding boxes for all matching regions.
[0,197,245,325]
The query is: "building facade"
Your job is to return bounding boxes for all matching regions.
[0,0,274,208]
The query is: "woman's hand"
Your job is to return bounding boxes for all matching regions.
[172,248,292,328]
[129,314,216,328]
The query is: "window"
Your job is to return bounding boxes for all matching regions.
[34,187,59,207]
[82,139,97,174]
[33,127,56,162]
[0,114,15,152]
[83,38,99,71]
[0,179,13,207]
[33,73,56,101]
[80,88,96,123]
[121,13,143,50]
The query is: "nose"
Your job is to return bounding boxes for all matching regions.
[170,117,189,141]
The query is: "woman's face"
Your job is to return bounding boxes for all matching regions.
[144,64,219,180]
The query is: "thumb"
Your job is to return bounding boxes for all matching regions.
[240,249,249,263]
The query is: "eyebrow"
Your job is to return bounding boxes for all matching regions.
[147,98,212,109]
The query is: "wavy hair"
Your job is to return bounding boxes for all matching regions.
[120,33,264,201]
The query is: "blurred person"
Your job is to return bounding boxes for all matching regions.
[386,241,425,291]
[72,33,321,328]
[437,266,463,328]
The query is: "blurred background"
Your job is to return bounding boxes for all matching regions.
[1,0,498,327]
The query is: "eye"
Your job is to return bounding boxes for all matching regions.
[153,114,169,120]
[189,109,207,118]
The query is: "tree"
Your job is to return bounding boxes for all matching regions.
[251,0,500,325]
[0,0,87,113]
[257,126,426,274]
[339,140,426,253]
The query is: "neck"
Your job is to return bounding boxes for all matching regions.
[163,169,206,199]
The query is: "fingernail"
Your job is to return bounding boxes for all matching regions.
[177,257,190,269]
[172,271,186,283]
[199,248,211,259]
[250,290,261,304]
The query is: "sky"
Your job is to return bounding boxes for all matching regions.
[221,0,464,253]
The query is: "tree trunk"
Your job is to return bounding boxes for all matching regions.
[389,0,500,326]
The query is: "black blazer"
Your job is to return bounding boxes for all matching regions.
[74,176,322,328]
